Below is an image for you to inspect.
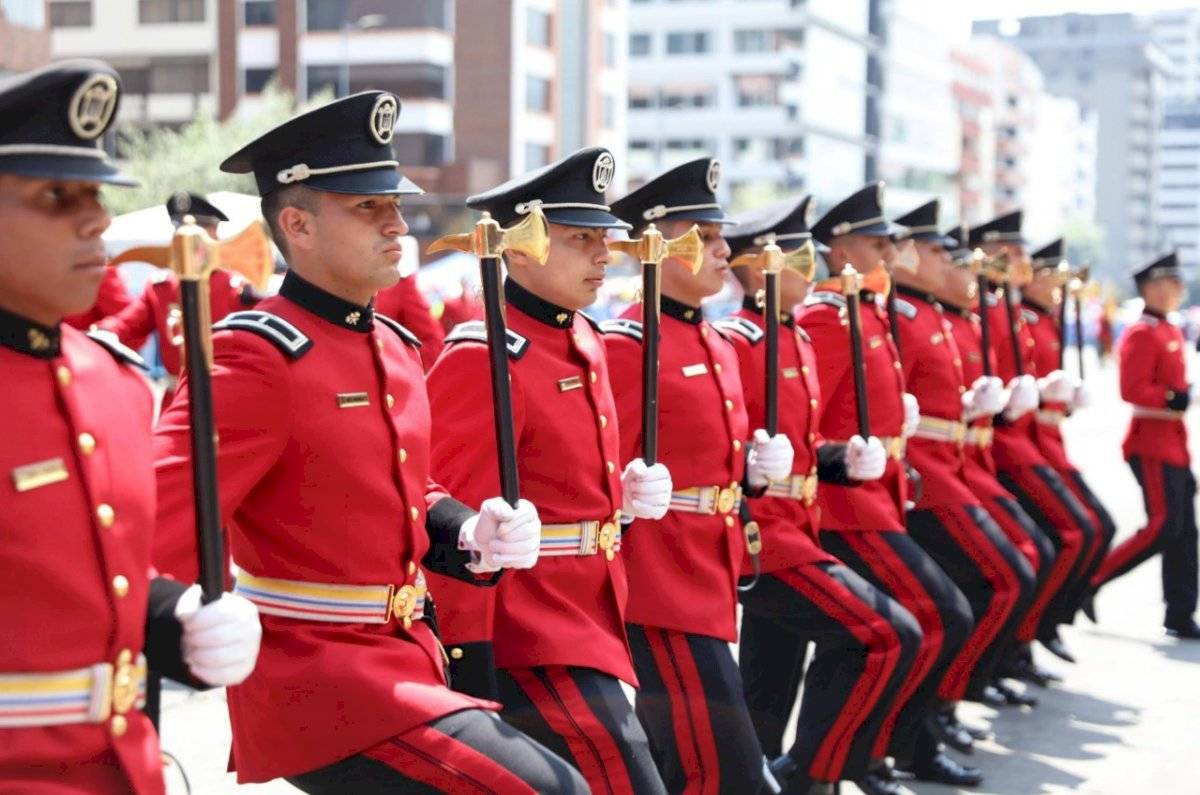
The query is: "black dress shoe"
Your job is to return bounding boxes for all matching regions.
[927,712,974,754]
[1040,634,1077,663]
[1081,590,1098,623]
[903,750,984,787]
[957,718,993,742]
[855,770,909,795]
[1165,618,1200,639]
[993,679,1039,708]
[1009,655,1061,687]
[978,684,1008,707]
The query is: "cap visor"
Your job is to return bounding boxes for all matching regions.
[546,207,632,230]
[0,155,139,187]
[307,167,424,196]
[661,206,736,225]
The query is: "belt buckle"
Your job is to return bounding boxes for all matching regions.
[887,437,904,460]
[109,650,139,717]
[952,422,966,445]
[598,521,619,561]
[390,584,421,629]
[802,475,817,506]
[716,486,737,515]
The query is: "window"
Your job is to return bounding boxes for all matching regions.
[139,0,205,23]
[526,76,551,112]
[661,86,715,108]
[603,32,617,67]
[527,8,551,47]
[392,133,449,167]
[735,30,769,53]
[734,74,779,107]
[525,143,551,169]
[306,63,449,100]
[244,68,275,93]
[629,88,654,109]
[151,57,210,93]
[603,94,616,129]
[49,0,91,27]
[629,32,652,57]
[306,0,450,31]
[666,31,710,55]
[244,0,275,25]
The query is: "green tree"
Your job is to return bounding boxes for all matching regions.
[104,84,332,216]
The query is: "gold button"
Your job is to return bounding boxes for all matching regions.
[701,327,709,337]
[959,385,966,394]
[408,561,417,575]
[96,503,115,528]
[110,714,128,737]
[724,399,733,412]
[732,439,742,452]
[589,371,597,384]
[599,414,608,428]
[376,338,385,351]
[808,432,816,443]
[78,432,96,455]
[809,398,818,409]
[398,448,408,463]
[607,461,616,474]
[56,366,71,387]
[724,515,735,527]
[112,574,129,598]
[953,358,962,367]
[714,363,723,374]
[450,647,464,660]
[410,506,419,521]
[386,394,395,409]
[894,361,902,370]
[801,365,810,375]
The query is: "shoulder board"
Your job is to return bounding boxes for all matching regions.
[579,312,603,333]
[795,326,811,343]
[86,329,147,370]
[444,320,529,360]
[599,318,643,342]
[984,293,999,307]
[893,297,917,320]
[374,314,422,348]
[712,316,764,344]
[803,292,847,310]
[213,310,313,360]
[1021,308,1039,324]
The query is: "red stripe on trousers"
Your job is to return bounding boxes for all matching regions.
[362,720,534,795]
[644,628,721,795]
[1092,460,1167,587]
[1007,469,1086,642]
[775,566,902,781]
[985,495,1041,571]
[931,505,1021,701]
[840,532,943,760]
[1061,468,1107,579]
[506,668,631,795]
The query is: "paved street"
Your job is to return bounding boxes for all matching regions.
[159,351,1200,794]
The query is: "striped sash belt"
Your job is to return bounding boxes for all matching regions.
[913,415,967,445]
[1132,405,1185,421]
[763,469,819,506]
[670,484,743,515]
[235,569,427,628]
[541,514,622,560]
[0,651,146,728]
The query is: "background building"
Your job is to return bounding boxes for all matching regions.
[1,0,50,73]
[1150,8,1200,273]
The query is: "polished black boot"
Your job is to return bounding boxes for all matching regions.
[993,679,1038,708]
[1165,617,1200,639]
[927,704,974,754]
[1039,629,1077,663]
[904,749,984,787]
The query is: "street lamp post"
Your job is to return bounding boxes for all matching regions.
[339,13,386,98]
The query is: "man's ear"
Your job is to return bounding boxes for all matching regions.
[279,205,314,253]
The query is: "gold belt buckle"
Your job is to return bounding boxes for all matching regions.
[716,486,738,515]
[390,582,424,629]
[952,422,966,445]
[802,475,818,506]
[887,437,904,460]
[598,521,619,561]
[109,649,139,717]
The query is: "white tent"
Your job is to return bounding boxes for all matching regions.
[103,191,266,256]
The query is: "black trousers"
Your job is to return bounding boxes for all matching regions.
[286,708,589,794]
[627,624,766,794]
[739,563,922,783]
[497,665,667,795]
[820,531,973,765]
[1059,469,1119,621]
[1092,457,1199,624]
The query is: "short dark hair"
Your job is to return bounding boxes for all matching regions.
[261,184,320,260]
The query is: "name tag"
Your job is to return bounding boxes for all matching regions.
[782,367,800,379]
[336,392,370,408]
[868,336,883,349]
[12,458,68,493]
[557,375,583,392]
[682,363,709,378]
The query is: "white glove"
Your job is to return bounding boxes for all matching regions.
[846,435,887,481]
[901,393,920,439]
[1071,381,1090,410]
[963,376,1007,420]
[1004,374,1039,420]
[621,459,673,520]
[175,586,262,687]
[1038,369,1075,403]
[460,498,541,572]
[747,429,795,488]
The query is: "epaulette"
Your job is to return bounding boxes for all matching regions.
[443,320,530,360]
[1021,308,1039,324]
[86,329,147,370]
[795,326,812,343]
[213,311,313,359]
[712,316,764,344]
[599,318,643,342]
[984,293,999,307]
[803,292,847,310]
[374,314,422,348]
[893,298,918,320]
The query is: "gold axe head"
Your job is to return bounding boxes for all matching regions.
[1068,264,1091,295]
[608,223,704,275]
[730,235,815,281]
[170,214,221,282]
[217,219,275,291]
[110,245,172,269]
[977,249,1010,283]
[427,207,550,265]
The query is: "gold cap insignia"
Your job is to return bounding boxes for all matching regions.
[68,73,119,141]
[592,151,615,193]
[706,159,721,193]
[27,328,51,351]
[368,94,398,145]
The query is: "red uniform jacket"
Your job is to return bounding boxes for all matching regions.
[798,289,908,532]
[1119,310,1190,467]
[63,265,133,329]
[985,290,1045,471]
[1021,299,1073,472]
[98,268,257,381]
[603,296,750,642]
[0,313,167,795]
[153,272,492,783]
[943,303,1007,491]
[714,300,837,571]
[373,274,445,370]
[893,286,979,509]
[424,279,634,684]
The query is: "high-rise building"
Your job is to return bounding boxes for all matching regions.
[1150,8,1200,103]
[950,45,996,225]
[1,0,50,73]
[625,0,877,211]
[973,13,1170,275]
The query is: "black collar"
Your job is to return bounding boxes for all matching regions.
[661,294,703,325]
[0,304,61,359]
[1021,296,1053,316]
[940,300,975,320]
[741,293,793,327]
[505,277,575,328]
[1143,307,1167,321]
[895,283,939,307]
[280,270,374,332]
